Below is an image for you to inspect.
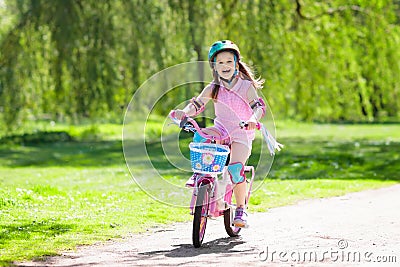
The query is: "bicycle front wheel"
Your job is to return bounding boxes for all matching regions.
[224,208,241,237]
[192,183,209,248]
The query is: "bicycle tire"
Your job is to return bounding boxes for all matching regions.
[224,208,241,237]
[192,183,209,248]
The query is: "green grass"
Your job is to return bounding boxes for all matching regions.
[0,141,191,265]
[0,120,400,265]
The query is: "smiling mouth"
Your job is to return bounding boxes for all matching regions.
[222,69,231,74]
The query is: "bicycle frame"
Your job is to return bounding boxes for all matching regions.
[189,166,255,217]
[169,111,256,246]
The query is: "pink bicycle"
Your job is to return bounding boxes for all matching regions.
[169,112,256,248]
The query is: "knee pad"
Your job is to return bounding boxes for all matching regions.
[227,162,246,184]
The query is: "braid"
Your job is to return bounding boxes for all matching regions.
[211,70,220,100]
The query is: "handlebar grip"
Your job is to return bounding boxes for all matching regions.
[179,116,189,128]
[239,121,261,130]
[168,110,176,120]
[169,110,189,128]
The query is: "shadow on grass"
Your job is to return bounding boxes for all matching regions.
[0,136,191,169]
[0,140,125,167]
[1,134,399,182]
[270,137,400,182]
[0,221,74,243]
[145,136,400,182]
[0,220,76,265]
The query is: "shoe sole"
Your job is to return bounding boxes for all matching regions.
[233,221,248,228]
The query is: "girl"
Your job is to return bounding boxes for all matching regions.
[172,40,266,228]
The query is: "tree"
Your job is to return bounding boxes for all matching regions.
[0,0,399,131]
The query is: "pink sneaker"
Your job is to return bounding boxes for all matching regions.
[233,207,249,228]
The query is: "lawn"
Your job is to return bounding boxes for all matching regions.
[0,120,399,265]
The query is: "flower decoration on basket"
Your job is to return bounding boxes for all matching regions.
[195,162,202,169]
[202,153,214,165]
[212,164,221,172]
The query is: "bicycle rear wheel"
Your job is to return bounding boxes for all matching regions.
[224,208,241,237]
[192,183,209,248]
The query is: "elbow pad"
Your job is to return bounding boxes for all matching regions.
[190,97,205,116]
[250,97,266,117]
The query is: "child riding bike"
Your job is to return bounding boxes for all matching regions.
[171,40,268,228]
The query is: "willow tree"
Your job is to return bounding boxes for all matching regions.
[0,0,399,131]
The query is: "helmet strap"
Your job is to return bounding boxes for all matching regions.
[219,69,238,85]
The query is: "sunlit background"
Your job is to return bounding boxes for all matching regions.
[1,1,399,265]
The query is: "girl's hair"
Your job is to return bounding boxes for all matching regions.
[211,57,264,100]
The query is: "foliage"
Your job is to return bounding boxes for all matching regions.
[0,0,400,131]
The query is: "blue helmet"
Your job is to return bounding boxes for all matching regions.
[208,40,240,62]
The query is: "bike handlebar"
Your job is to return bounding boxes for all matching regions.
[169,110,259,141]
[169,111,228,141]
[169,110,283,156]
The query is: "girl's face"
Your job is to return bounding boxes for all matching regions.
[214,51,237,80]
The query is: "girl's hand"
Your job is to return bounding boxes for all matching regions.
[173,109,187,120]
[239,120,260,130]
[245,121,258,130]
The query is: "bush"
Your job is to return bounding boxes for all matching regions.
[0,131,73,145]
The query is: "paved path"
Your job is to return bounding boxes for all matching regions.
[19,184,400,266]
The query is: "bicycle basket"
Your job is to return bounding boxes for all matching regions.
[189,142,230,174]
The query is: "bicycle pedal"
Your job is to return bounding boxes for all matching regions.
[234,224,249,229]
